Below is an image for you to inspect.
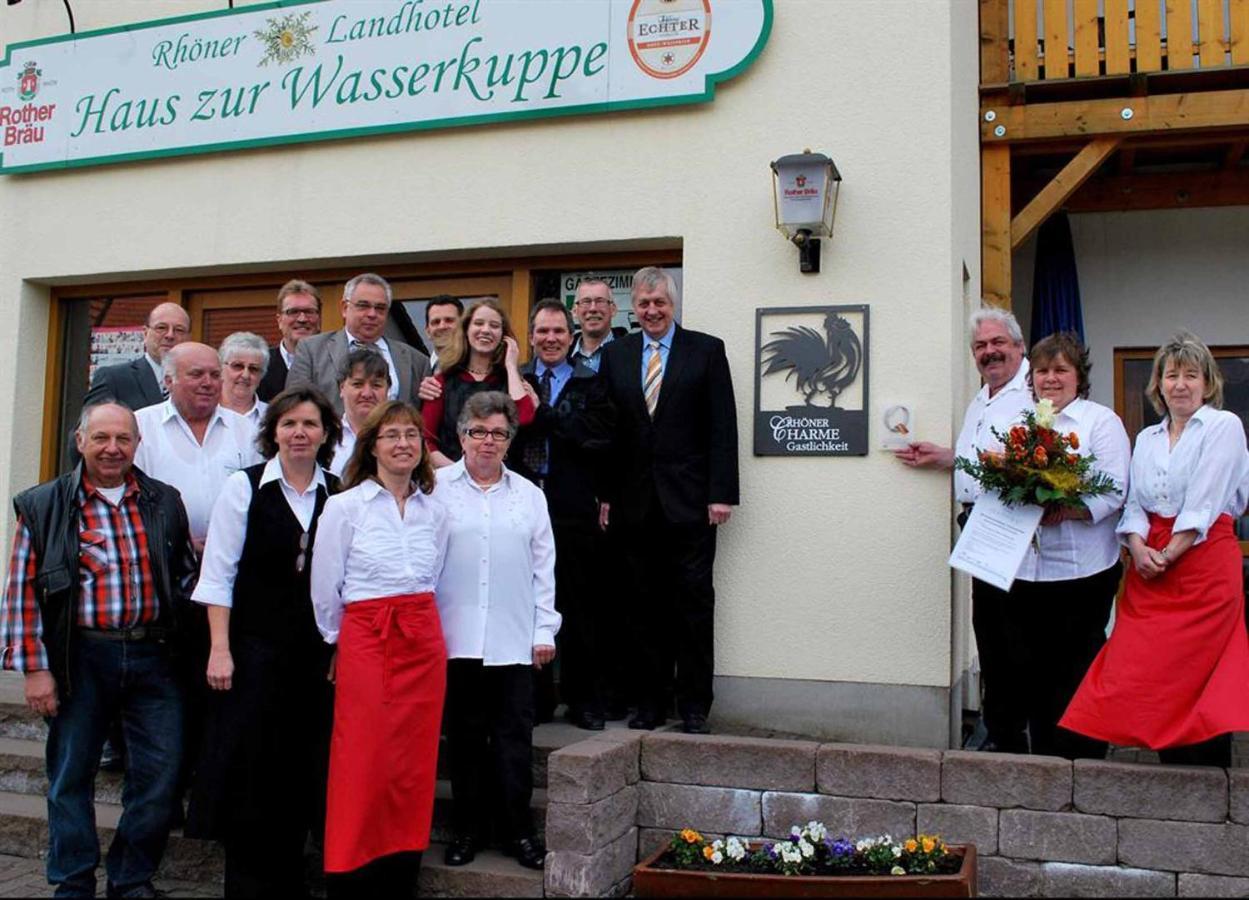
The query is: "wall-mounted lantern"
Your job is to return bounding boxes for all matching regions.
[770,150,841,274]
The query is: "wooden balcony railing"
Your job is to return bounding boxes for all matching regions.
[982,0,1249,84]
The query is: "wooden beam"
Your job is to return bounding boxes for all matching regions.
[1061,168,1249,211]
[980,0,1010,83]
[1010,137,1121,249]
[982,88,1249,143]
[981,145,1012,308]
[1225,140,1248,167]
[1118,147,1136,174]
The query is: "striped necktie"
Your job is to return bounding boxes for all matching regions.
[644,340,663,418]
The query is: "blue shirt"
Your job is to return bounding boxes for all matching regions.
[639,323,675,389]
[534,359,574,405]
[570,332,614,373]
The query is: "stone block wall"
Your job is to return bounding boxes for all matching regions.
[544,732,1249,898]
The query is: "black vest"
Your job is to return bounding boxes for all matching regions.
[438,367,508,463]
[231,464,337,651]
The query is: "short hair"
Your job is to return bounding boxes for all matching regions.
[163,342,216,381]
[528,297,574,335]
[341,400,435,495]
[276,279,322,312]
[256,386,342,469]
[425,295,463,325]
[336,348,392,388]
[457,390,519,438]
[969,308,1024,346]
[574,273,614,299]
[76,402,138,439]
[219,332,270,378]
[1145,331,1224,416]
[441,297,517,374]
[1028,332,1091,400]
[631,266,680,306]
[343,272,392,306]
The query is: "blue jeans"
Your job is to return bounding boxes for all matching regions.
[44,633,184,898]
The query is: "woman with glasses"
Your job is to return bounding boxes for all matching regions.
[435,391,558,872]
[218,331,270,426]
[420,297,535,467]
[186,386,341,897]
[311,400,449,897]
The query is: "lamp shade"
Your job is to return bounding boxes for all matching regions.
[771,152,840,238]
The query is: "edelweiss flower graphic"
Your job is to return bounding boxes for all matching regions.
[255,11,318,67]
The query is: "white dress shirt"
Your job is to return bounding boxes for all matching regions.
[954,359,1034,504]
[433,460,559,666]
[329,420,358,478]
[345,329,400,401]
[193,457,327,609]
[239,399,267,427]
[133,401,262,543]
[1118,405,1249,545]
[1014,398,1131,582]
[279,341,295,370]
[310,479,448,644]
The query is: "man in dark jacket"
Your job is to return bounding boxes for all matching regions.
[510,299,615,730]
[83,303,190,412]
[257,279,322,402]
[1,402,197,898]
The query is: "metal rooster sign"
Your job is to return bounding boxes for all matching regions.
[760,312,863,409]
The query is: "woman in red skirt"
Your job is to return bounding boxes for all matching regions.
[311,400,449,897]
[1061,333,1249,767]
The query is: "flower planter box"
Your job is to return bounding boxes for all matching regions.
[632,842,977,898]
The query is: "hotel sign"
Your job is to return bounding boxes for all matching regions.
[0,0,771,174]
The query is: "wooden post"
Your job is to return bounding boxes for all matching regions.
[981,145,1012,309]
[1073,0,1100,76]
[1167,0,1196,69]
[1137,0,1164,72]
[1043,0,1070,78]
[1104,0,1132,74]
[1010,137,1121,250]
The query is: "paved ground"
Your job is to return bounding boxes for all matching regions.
[0,854,220,897]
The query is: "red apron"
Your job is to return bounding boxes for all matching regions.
[324,593,447,873]
[1060,514,1249,749]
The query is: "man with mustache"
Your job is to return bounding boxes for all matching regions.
[894,308,1032,752]
[258,280,322,403]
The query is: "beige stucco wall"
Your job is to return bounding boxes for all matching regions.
[0,1,981,705]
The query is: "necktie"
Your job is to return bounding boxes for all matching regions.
[644,340,663,418]
[523,370,555,475]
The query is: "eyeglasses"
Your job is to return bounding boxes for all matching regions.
[148,323,190,336]
[281,307,320,319]
[348,300,389,315]
[295,531,309,574]
[378,428,423,444]
[575,298,613,308]
[464,427,512,443]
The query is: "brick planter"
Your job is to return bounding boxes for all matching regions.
[631,843,978,898]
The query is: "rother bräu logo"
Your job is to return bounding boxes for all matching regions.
[18,62,41,101]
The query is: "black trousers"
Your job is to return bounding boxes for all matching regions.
[324,851,421,900]
[973,563,1119,758]
[552,524,606,716]
[1159,734,1233,768]
[445,660,535,843]
[224,832,308,898]
[623,503,718,720]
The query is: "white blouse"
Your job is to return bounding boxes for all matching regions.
[433,460,559,666]
[1015,398,1131,582]
[193,457,327,609]
[310,479,449,644]
[1118,405,1249,545]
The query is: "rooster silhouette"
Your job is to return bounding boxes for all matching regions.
[761,313,862,408]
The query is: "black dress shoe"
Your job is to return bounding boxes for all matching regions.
[566,709,606,731]
[444,837,476,867]
[504,836,546,870]
[628,710,660,730]
[682,714,710,735]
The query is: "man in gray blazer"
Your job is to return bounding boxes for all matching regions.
[286,272,431,413]
[83,302,190,412]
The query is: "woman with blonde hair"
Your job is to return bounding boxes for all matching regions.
[311,400,448,896]
[1061,332,1249,767]
[420,297,534,467]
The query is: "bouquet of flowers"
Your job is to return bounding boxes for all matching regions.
[954,399,1118,508]
[661,823,960,877]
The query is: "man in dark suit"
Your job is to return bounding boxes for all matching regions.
[510,299,616,730]
[83,302,190,412]
[286,272,431,414]
[599,267,739,735]
[256,279,322,402]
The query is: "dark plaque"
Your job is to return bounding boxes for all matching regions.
[753,305,869,456]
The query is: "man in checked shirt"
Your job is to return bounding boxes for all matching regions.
[1,402,197,899]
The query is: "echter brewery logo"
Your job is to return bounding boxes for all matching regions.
[17,62,40,101]
[761,312,863,409]
[627,0,712,80]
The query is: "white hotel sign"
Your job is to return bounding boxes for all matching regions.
[0,0,771,174]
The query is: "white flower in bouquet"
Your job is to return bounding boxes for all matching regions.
[1035,398,1056,429]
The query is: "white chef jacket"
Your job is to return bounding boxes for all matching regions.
[193,457,327,608]
[310,479,448,643]
[1118,405,1249,545]
[433,460,559,666]
[1014,398,1131,582]
[954,360,1034,504]
[133,401,262,544]
[329,420,357,478]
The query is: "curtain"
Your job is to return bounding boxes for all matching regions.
[1029,212,1084,344]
